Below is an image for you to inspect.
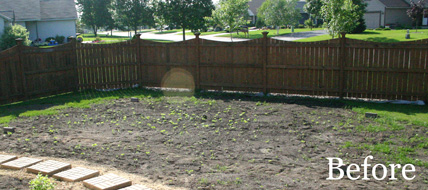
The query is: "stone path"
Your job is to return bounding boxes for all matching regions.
[0,154,152,190]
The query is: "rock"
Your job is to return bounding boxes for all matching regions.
[131,97,139,102]
[3,127,15,134]
[365,112,378,118]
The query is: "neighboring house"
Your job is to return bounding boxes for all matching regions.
[0,13,13,36]
[364,0,428,29]
[0,0,77,42]
[248,0,309,25]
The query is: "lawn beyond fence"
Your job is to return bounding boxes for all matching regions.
[0,32,427,105]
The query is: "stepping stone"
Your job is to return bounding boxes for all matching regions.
[83,174,132,190]
[27,160,71,176]
[0,157,42,170]
[53,167,100,182]
[119,184,152,190]
[0,155,17,164]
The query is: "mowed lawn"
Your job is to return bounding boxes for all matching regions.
[179,31,227,36]
[296,29,428,42]
[79,34,131,42]
[218,28,323,39]
[76,34,173,44]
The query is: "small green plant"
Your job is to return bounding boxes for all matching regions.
[29,174,56,190]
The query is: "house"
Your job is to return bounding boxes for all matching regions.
[248,0,309,25]
[364,0,428,29]
[0,13,13,36]
[0,0,77,42]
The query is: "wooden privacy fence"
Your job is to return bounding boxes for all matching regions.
[1,32,428,105]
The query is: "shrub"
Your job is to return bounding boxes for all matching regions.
[255,19,265,28]
[0,24,31,50]
[297,24,305,28]
[76,36,84,42]
[383,28,391,30]
[55,35,65,44]
[45,37,55,42]
[304,18,314,30]
[95,36,102,42]
[29,174,56,190]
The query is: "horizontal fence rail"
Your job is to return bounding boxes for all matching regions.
[0,33,427,105]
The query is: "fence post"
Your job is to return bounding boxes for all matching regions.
[68,36,79,92]
[262,32,269,95]
[339,32,347,99]
[15,38,28,99]
[134,34,142,86]
[194,32,201,91]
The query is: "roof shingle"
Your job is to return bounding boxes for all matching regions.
[0,0,77,21]
[379,0,410,7]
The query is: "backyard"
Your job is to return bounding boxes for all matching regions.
[1,89,427,189]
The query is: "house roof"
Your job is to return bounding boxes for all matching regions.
[0,0,77,22]
[0,13,13,21]
[40,0,78,20]
[248,0,307,16]
[378,0,410,7]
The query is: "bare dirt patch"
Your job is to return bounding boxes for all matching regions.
[1,94,426,189]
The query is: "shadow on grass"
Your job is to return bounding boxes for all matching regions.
[365,37,400,43]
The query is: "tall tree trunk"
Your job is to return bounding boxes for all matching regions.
[182,28,186,41]
[111,29,113,36]
[277,26,279,35]
[93,26,97,37]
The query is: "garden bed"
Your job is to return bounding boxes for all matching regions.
[0,90,427,189]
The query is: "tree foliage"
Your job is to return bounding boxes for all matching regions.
[211,0,249,41]
[76,0,114,36]
[258,0,301,35]
[115,0,154,34]
[162,0,214,41]
[321,0,359,38]
[349,0,367,34]
[407,0,426,32]
[304,0,323,18]
[0,24,31,50]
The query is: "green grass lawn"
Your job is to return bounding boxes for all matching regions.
[153,29,183,34]
[78,34,130,42]
[179,31,227,36]
[218,28,323,39]
[296,29,428,42]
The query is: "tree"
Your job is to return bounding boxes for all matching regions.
[321,0,359,38]
[304,0,323,25]
[350,0,367,34]
[258,0,301,35]
[76,0,114,37]
[407,0,425,32]
[115,0,154,35]
[162,0,214,41]
[211,0,249,41]
[153,0,169,32]
[0,25,31,50]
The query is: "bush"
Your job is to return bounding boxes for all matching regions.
[350,18,366,34]
[0,24,31,50]
[297,24,305,28]
[29,174,56,190]
[383,28,391,30]
[76,36,84,42]
[304,19,314,30]
[255,19,265,28]
[55,35,65,44]
[45,37,55,42]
